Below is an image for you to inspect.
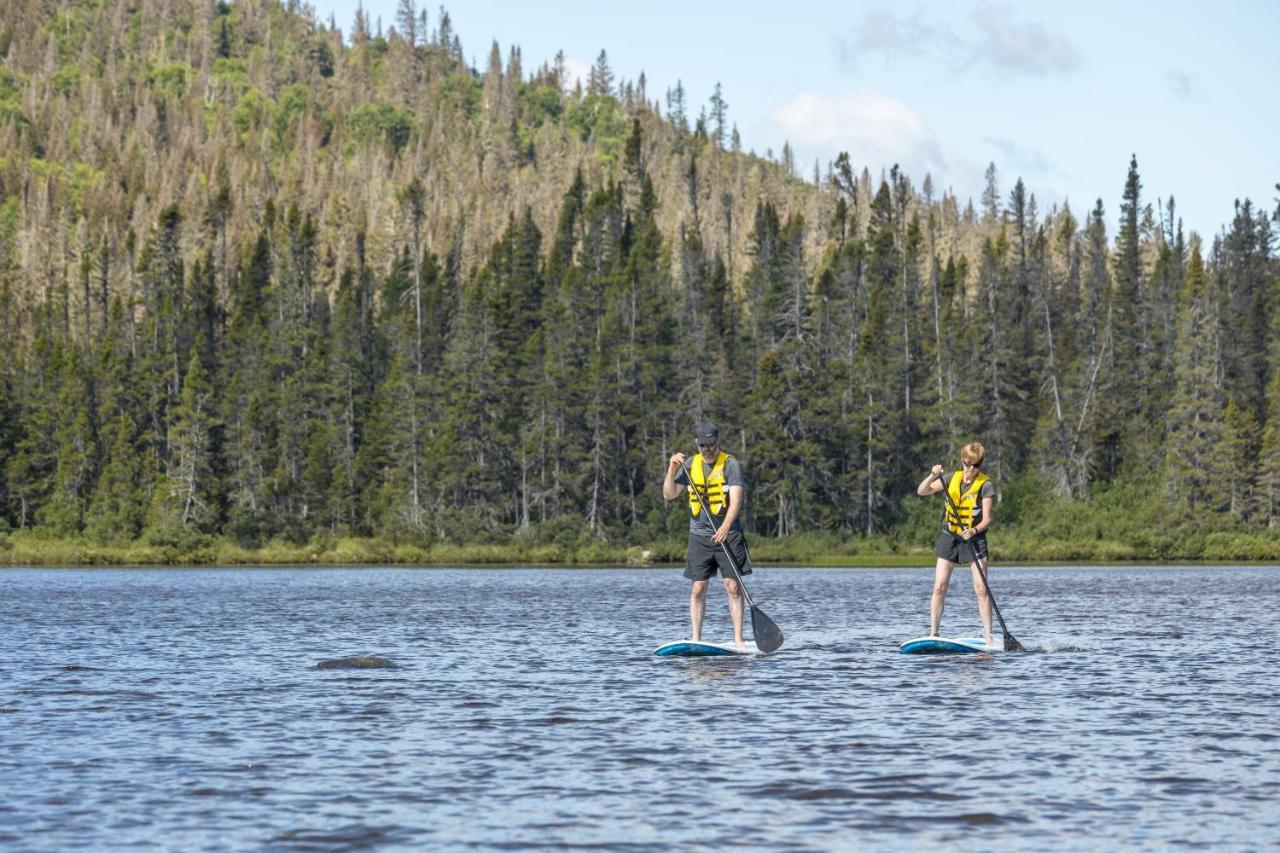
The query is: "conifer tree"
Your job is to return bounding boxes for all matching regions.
[708,82,728,151]
[613,178,678,532]
[85,299,149,542]
[37,348,96,536]
[587,50,614,97]
[149,350,220,533]
[1109,156,1146,470]
[5,310,63,529]
[1164,245,1228,514]
[1259,363,1280,527]
[1216,201,1273,423]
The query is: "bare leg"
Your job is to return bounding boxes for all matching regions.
[723,576,745,649]
[690,580,708,641]
[931,558,955,636]
[970,559,993,644]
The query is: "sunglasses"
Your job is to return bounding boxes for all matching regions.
[697,442,717,449]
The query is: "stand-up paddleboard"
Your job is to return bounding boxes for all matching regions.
[900,636,999,655]
[654,640,751,657]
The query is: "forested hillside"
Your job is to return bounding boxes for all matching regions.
[1,0,1278,562]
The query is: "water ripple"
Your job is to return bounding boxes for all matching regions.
[1,565,1277,848]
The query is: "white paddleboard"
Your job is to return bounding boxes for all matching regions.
[654,640,751,657]
[900,636,1000,655]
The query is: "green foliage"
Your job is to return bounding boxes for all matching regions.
[0,197,18,244]
[309,39,335,78]
[211,58,251,94]
[51,64,81,96]
[0,67,20,101]
[0,0,1275,567]
[520,85,563,126]
[146,62,193,98]
[0,101,27,131]
[272,83,310,145]
[438,74,482,120]
[347,101,415,153]
[566,94,629,166]
[232,87,270,137]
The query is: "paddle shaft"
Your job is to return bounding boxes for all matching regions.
[933,472,1021,647]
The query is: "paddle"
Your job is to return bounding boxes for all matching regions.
[934,472,1026,652]
[681,455,784,654]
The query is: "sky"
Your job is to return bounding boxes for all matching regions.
[313,0,1280,242]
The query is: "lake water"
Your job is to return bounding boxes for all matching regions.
[1,565,1277,849]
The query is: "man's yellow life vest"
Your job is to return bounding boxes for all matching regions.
[688,452,732,517]
[944,470,989,534]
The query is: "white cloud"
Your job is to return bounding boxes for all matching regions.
[770,90,951,183]
[838,9,964,66]
[837,4,1079,78]
[983,136,1051,178]
[969,4,1080,76]
[560,56,592,92]
[1166,69,1193,99]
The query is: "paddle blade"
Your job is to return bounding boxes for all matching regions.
[1003,632,1026,652]
[751,606,784,653]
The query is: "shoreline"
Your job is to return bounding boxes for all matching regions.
[2,529,1278,567]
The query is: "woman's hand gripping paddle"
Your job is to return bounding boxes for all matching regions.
[682,456,784,653]
[935,472,1025,652]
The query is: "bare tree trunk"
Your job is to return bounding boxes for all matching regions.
[866,397,874,536]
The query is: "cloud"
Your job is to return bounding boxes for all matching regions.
[837,4,1079,77]
[837,9,965,66]
[1166,69,1193,99]
[770,90,951,182]
[968,4,1080,76]
[983,136,1051,178]
[559,56,592,92]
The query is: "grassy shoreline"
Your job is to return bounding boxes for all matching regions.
[2,529,1278,567]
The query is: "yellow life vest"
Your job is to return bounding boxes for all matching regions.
[944,470,989,534]
[688,452,732,517]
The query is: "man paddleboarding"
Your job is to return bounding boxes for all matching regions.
[916,442,996,645]
[662,423,750,651]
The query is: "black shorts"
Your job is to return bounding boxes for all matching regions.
[683,530,752,581]
[935,531,988,564]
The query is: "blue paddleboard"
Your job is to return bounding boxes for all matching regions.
[654,640,750,657]
[900,636,999,655]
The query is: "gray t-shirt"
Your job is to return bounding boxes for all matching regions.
[675,455,744,536]
[939,471,995,532]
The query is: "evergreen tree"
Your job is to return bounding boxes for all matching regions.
[5,310,63,529]
[1109,156,1148,471]
[85,299,149,542]
[37,348,97,536]
[148,350,220,534]
[708,82,728,151]
[1164,245,1229,514]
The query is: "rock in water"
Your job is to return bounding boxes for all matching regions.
[314,656,396,670]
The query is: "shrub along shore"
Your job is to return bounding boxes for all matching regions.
[2,525,1278,567]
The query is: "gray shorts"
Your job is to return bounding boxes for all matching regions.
[936,531,988,564]
[684,530,752,581]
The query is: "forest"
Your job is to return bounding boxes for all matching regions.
[0,0,1278,564]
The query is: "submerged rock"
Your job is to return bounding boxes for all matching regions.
[314,656,396,670]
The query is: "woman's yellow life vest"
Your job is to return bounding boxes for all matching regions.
[688,452,732,517]
[944,470,989,534]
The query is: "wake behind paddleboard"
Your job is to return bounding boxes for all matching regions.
[654,640,751,657]
[900,636,999,655]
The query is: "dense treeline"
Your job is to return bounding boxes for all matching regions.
[1,0,1278,561]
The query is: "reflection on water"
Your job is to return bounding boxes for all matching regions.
[0,565,1277,848]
